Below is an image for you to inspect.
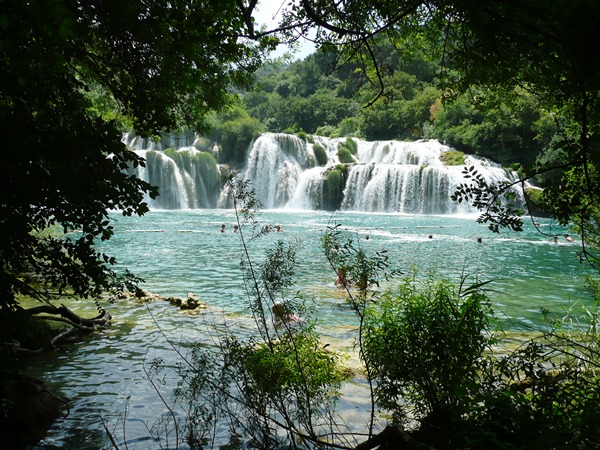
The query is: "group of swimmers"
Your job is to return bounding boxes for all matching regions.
[220,224,239,233]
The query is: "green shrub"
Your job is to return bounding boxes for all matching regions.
[326,169,341,195]
[525,186,550,212]
[244,331,346,398]
[195,151,219,188]
[315,125,336,137]
[440,149,465,165]
[221,116,265,164]
[163,147,176,159]
[194,137,214,152]
[313,143,328,166]
[337,118,360,137]
[344,137,358,155]
[337,146,354,163]
[363,276,493,423]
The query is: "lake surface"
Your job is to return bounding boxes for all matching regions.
[29,209,592,449]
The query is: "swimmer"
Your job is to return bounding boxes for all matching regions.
[335,267,350,288]
[275,225,283,232]
[220,224,226,233]
[233,225,239,233]
[476,237,482,243]
[553,236,558,243]
[272,301,303,327]
[428,234,433,239]
[564,234,574,242]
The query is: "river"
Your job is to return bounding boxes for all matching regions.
[29,209,591,449]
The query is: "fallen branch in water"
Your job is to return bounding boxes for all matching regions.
[7,304,113,352]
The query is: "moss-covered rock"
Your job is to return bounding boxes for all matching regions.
[440,150,465,166]
[313,143,328,166]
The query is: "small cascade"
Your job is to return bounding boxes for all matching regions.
[285,167,325,210]
[243,133,317,209]
[126,144,222,210]
[355,139,445,166]
[125,131,522,214]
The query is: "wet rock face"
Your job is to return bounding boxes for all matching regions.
[0,373,66,449]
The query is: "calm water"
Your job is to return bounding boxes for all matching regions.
[29,209,592,449]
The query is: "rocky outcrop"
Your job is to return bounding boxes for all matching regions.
[114,290,208,311]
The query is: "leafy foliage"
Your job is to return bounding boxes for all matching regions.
[0,0,274,315]
[440,150,465,166]
[337,146,355,164]
[452,165,525,233]
[170,177,347,448]
[312,143,328,166]
[363,276,494,424]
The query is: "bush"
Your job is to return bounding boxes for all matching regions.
[296,131,314,143]
[315,125,336,137]
[163,147,176,159]
[244,332,346,400]
[344,137,358,154]
[326,169,341,195]
[194,136,214,152]
[221,116,265,165]
[313,143,328,166]
[337,146,354,163]
[363,276,493,423]
[195,152,219,188]
[337,118,361,137]
[525,186,551,212]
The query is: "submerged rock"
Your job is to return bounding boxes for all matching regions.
[115,290,207,311]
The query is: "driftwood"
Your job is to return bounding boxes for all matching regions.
[11,304,113,351]
[355,425,437,450]
[24,304,111,327]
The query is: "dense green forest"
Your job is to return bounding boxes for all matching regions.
[203,42,553,175]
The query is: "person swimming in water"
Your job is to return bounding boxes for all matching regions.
[272,301,303,328]
[335,267,350,288]
[220,224,226,233]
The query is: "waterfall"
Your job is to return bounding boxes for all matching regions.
[243,133,316,209]
[127,144,222,210]
[125,132,522,214]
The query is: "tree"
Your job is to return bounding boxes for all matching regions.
[0,0,273,336]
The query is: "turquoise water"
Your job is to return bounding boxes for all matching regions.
[100,209,591,328]
[29,209,592,449]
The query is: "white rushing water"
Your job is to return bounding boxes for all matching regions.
[125,132,520,213]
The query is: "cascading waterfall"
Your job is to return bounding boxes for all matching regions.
[124,133,222,209]
[125,132,522,214]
